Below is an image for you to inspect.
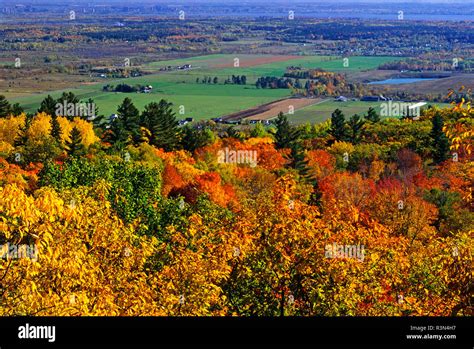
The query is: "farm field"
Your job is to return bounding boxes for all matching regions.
[171,55,399,82]
[11,83,289,121]
[8,54,401,120]
[146,54,302,70]
[221,97,322,122]
[287,99,451,124]
[244,98,323,121]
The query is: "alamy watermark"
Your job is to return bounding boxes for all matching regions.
[325,243,365,262]
[55,102,96,118]
[380,101,424,119]
[18,323,55,343]
[0,243,38,262]
[217,147,258,168]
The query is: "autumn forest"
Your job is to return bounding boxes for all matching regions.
[0,1,473,328]
[0,89,472,317]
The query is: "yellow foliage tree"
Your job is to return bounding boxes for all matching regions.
[0,183,161,316]
[0,114,26,146]
[26,112,52,140]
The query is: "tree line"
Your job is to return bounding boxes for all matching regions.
[195,75,247,85]
[102,83,149,93]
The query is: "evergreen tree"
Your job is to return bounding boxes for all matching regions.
[142,100,181,151]
[365,107,380,123]
[430,112,450,164]
[59,91,80,105]
[0,95,11,118]
[38,95,57,117]
[289,138,311,179]
[50,114,62,146]
[10,103,24,116]
[273,113,312,180]
[86,97,99,120]
[152,100,181,151]
[329,109,347,141]
[116,97,141,145]
[141,101,161,142]
[275,112,296,149]
[14,113,34,147]
[65,126,85,157]
[108,115,128,148]
[182,124,214,152]
[91,114,106,128]
[57,92,80,120]
[348,114,365,144]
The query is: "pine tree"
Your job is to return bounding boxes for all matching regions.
[289,139,311,179]
[59,91,80,105]
[108,115,128,148]
[10,103,24,116]
[50,115,62,146]
[430,112,450,164]
[275,112,295,149]
[56,92,81,121]
[329,109,347,141]
[14,113,34,147]
[86,97,99,120]
[141,101,160,136]
[365,107,380,123]
[38,95,57,117]
[348,114,365,144]
[65,126,85,157]
[0,95,11,118]
[143,100,181,151]
[182,124,215,152]
[115,97,141,145]
[57,92,80,120]
[273,113,312,180]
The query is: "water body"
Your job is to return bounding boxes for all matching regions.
[368,78,438,85]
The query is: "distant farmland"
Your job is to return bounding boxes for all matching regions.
[9,54,400,121]
[287,99,451,124]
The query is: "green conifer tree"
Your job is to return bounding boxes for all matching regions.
[38,95,58,117]
[329,108,347,141]
[365,107,380,123]
[348,114,365,144]
[0,95,12,118]
[65,126,85,157]
[430,112,450,164]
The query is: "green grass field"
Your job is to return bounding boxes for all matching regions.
[13,83,289,121]
[287,100,451,124]
[10,54,401,121]
[162,55,398,82]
